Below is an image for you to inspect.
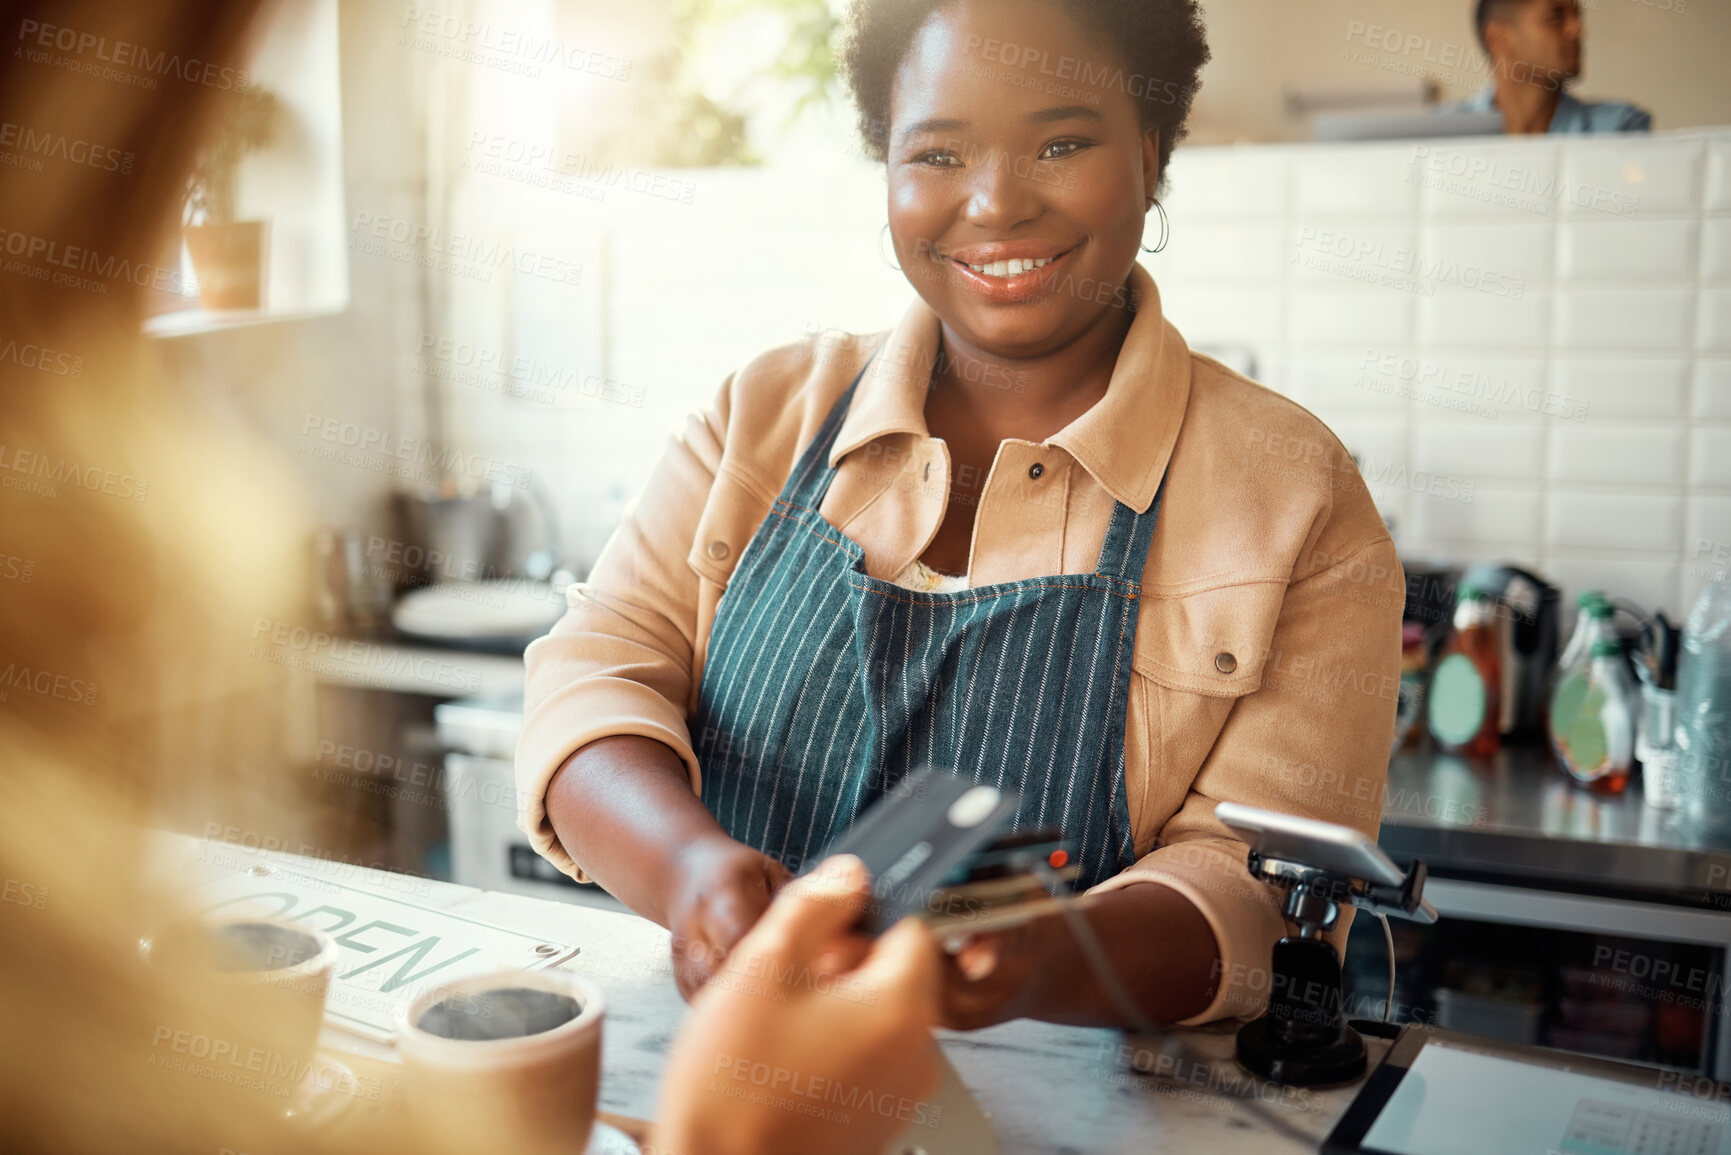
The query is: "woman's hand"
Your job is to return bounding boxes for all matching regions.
[937,884,1222,1030]
[937,918,1058,1030]
[665,836,792,1000]
[651,855,943,1155]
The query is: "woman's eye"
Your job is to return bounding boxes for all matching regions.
[914,150,962,168]
[1039,140,1088,161]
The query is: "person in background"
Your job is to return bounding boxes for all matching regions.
[1448,0,1651,133]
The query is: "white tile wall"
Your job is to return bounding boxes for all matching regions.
[1558,138,1702,219]
[1558,220,1700,282]
[1697,361,1731,418]
[1416,139,1560,221]
[1706,220,1731,281]
[1421,288,1552,349]
[1161,147,1288,221]
[1414,422,1547,483]
[1416,355,1550,423]
[1701,288,1731,353]
[1547,493,1684,554]
[1150,130,1731,617]
[1291,150,1421,218]
[1164,287,1285,349]
[1426,222,1555,283]
[1544,560,1683,622]
[1409,485,1542,545]
[1291,291,1415,348]
[1690,428,1731,488]
[1549,425,1686,487]
[1557,289,1697,352]
[1705,139,1731,215]
[1688,497,1731,558]
[455,130,1730,618]
[1161,221,1288,282]
[1555,359,1690,419]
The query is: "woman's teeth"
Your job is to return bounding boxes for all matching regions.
[965,256,1055,278]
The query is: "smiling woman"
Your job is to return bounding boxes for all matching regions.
[522,0,1404,1034]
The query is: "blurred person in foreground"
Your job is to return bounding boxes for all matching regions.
[0,1,936,1153]
[1444,0,1651,133]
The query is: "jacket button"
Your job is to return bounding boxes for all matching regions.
[707,540,730,561]
[1028,463,1045,480]
[1215,652,1237,674]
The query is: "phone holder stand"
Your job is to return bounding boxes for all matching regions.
[1235,852,1435,1087]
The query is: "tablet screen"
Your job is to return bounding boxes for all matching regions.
[1360,1039,1729,1155]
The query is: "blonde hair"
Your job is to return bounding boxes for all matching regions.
[0,2,356,1150]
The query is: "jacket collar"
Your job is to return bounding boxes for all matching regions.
[828,262,1191,514]
[1466,82,1587,129]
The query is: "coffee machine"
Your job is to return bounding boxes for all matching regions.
[1459,563,1561,742]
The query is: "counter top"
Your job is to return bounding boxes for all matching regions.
[432,695,1731,904]
[1379,743,1731,902]
[310,641,526,699]
[168,835,1377,1154]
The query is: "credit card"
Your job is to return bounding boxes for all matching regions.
[921,863,1082,937]
[943,827,1073,884]
[921,892,1094,938]
[813,768,1020,936]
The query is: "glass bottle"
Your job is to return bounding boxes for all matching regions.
[1553,638,1638,793]
[1428,586,1502,759]
[1676,569,1731,818]
[1549,591,1612,767]
[1556,591,1613,676]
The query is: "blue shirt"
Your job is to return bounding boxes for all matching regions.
[1446,85,1652,133]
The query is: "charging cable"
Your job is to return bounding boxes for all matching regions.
[1376,911,1395,1023]
[1030,862,1401,1032]
[1030,859,1158,1035]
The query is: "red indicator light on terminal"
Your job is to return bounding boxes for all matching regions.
[1047,850,1069,869]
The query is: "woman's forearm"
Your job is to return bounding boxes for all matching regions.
[543,734,733,926]
[1028,883,1221,1027]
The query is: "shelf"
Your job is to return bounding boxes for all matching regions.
[142,0,348,340]
[142,305,342,339]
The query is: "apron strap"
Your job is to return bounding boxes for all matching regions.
[1092,477,1166,585]
[782,360,874,510]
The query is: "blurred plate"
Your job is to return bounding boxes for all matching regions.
[392,580,567,649]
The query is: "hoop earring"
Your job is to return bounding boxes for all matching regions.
[879,222,902,271]
[1141,199,1170,254]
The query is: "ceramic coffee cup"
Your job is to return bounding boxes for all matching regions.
[141,917,339,1104]
[397,969,606,1155]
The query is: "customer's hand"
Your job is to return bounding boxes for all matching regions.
[665,836,791,1000]
[651,855,943,1155]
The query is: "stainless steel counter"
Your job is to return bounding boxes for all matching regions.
[435,695,1731,901]
[1379,743,1731,902]
[1377,744,1731,1080]
[430,697,1731,1076]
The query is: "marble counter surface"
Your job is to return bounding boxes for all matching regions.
[166,835,1378,1155]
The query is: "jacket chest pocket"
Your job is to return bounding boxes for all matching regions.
[1125,581,1286,845]
[686,468,776,589]
[1132,580,1285,697]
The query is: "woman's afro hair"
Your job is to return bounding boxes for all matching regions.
[839,0,1210,183]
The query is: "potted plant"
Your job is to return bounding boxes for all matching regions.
[183,86,278,311]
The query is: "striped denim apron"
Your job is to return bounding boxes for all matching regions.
[693,369,1164,888]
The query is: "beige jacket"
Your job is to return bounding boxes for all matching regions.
[519,264,1403,1024]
